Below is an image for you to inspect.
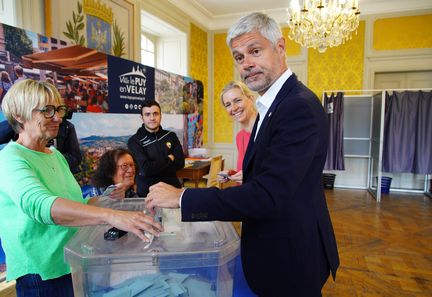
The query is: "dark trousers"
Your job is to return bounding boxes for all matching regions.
[16,273,74,297]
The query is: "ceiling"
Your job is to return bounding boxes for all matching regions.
[168,0,432,30]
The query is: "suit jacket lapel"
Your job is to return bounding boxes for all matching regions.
[243,74,300,175]
[242,114,259,173]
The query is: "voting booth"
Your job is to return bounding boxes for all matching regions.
[64,199,240,297]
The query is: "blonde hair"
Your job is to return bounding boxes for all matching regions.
[220,81,255,105]
[1,79,63,133]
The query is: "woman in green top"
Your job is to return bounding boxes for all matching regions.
[0,79,163,297]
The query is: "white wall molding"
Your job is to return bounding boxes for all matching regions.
[362,12,432,89]
[364,10,432,60]
[364,54,432,89]
[289,60,308,86]
[207,143,237,170]
[206,31,215,146]
[167,0,211,30]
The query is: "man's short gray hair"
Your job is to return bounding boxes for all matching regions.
[226,12,283,49]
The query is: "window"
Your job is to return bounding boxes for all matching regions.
[141,33,155,67]
[140,10,187,76]
[39,35,48,43]
[0,0,17,27]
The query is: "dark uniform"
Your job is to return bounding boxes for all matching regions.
[127,125,185,196]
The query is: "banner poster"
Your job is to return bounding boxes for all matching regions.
[107,55,155,113]
[0,22,112,115]
[0,22,204,189]
[0,23,69,106]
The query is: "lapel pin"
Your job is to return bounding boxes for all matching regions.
[268,112,272,118]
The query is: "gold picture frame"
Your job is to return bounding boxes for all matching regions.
[45,0,135,59]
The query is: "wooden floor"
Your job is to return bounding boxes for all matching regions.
[1,189,431,297]
[322,189,432,297]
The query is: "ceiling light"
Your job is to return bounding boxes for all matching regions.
[287,0,361,53]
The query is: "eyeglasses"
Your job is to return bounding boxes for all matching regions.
[35,105,68,119]
[117,163,135,171]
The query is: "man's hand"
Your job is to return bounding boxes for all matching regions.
[168,154,174,161]
[146,182,183,209]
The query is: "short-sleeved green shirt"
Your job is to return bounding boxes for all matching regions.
[0,142,85,281]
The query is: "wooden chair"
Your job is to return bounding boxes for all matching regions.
[203,154,223,187]
[183,155,223,188]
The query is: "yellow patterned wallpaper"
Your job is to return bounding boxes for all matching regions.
[212,29,299,144]
[308,21,365,98]
[281,27,302,56]
[213,33,234,143]
[374,14,432,50]
[190,23,209,144]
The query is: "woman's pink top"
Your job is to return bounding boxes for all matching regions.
[236,129,251,171]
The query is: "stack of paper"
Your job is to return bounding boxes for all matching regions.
[100,272,217,297]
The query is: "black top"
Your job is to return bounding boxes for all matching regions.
[127,125,185,196]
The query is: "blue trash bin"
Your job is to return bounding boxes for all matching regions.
[378,176,392,193]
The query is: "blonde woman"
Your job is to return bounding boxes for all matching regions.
[0,79,162,296]
[218,81,257,184]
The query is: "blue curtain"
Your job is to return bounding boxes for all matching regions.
[383,91,432,174]
[324,92,345,170]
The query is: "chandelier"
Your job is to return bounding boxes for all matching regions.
[286,0,360,53]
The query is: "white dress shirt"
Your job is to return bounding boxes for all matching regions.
[254,69,293,140]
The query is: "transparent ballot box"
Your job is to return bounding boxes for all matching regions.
[64,199,240,297]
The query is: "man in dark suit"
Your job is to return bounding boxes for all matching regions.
[146,12,339,297]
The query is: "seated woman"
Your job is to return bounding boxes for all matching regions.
[91,148,139,198]
[0,79,162,297]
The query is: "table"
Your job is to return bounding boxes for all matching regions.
[0,272,15,297]
[176,161,211,188]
